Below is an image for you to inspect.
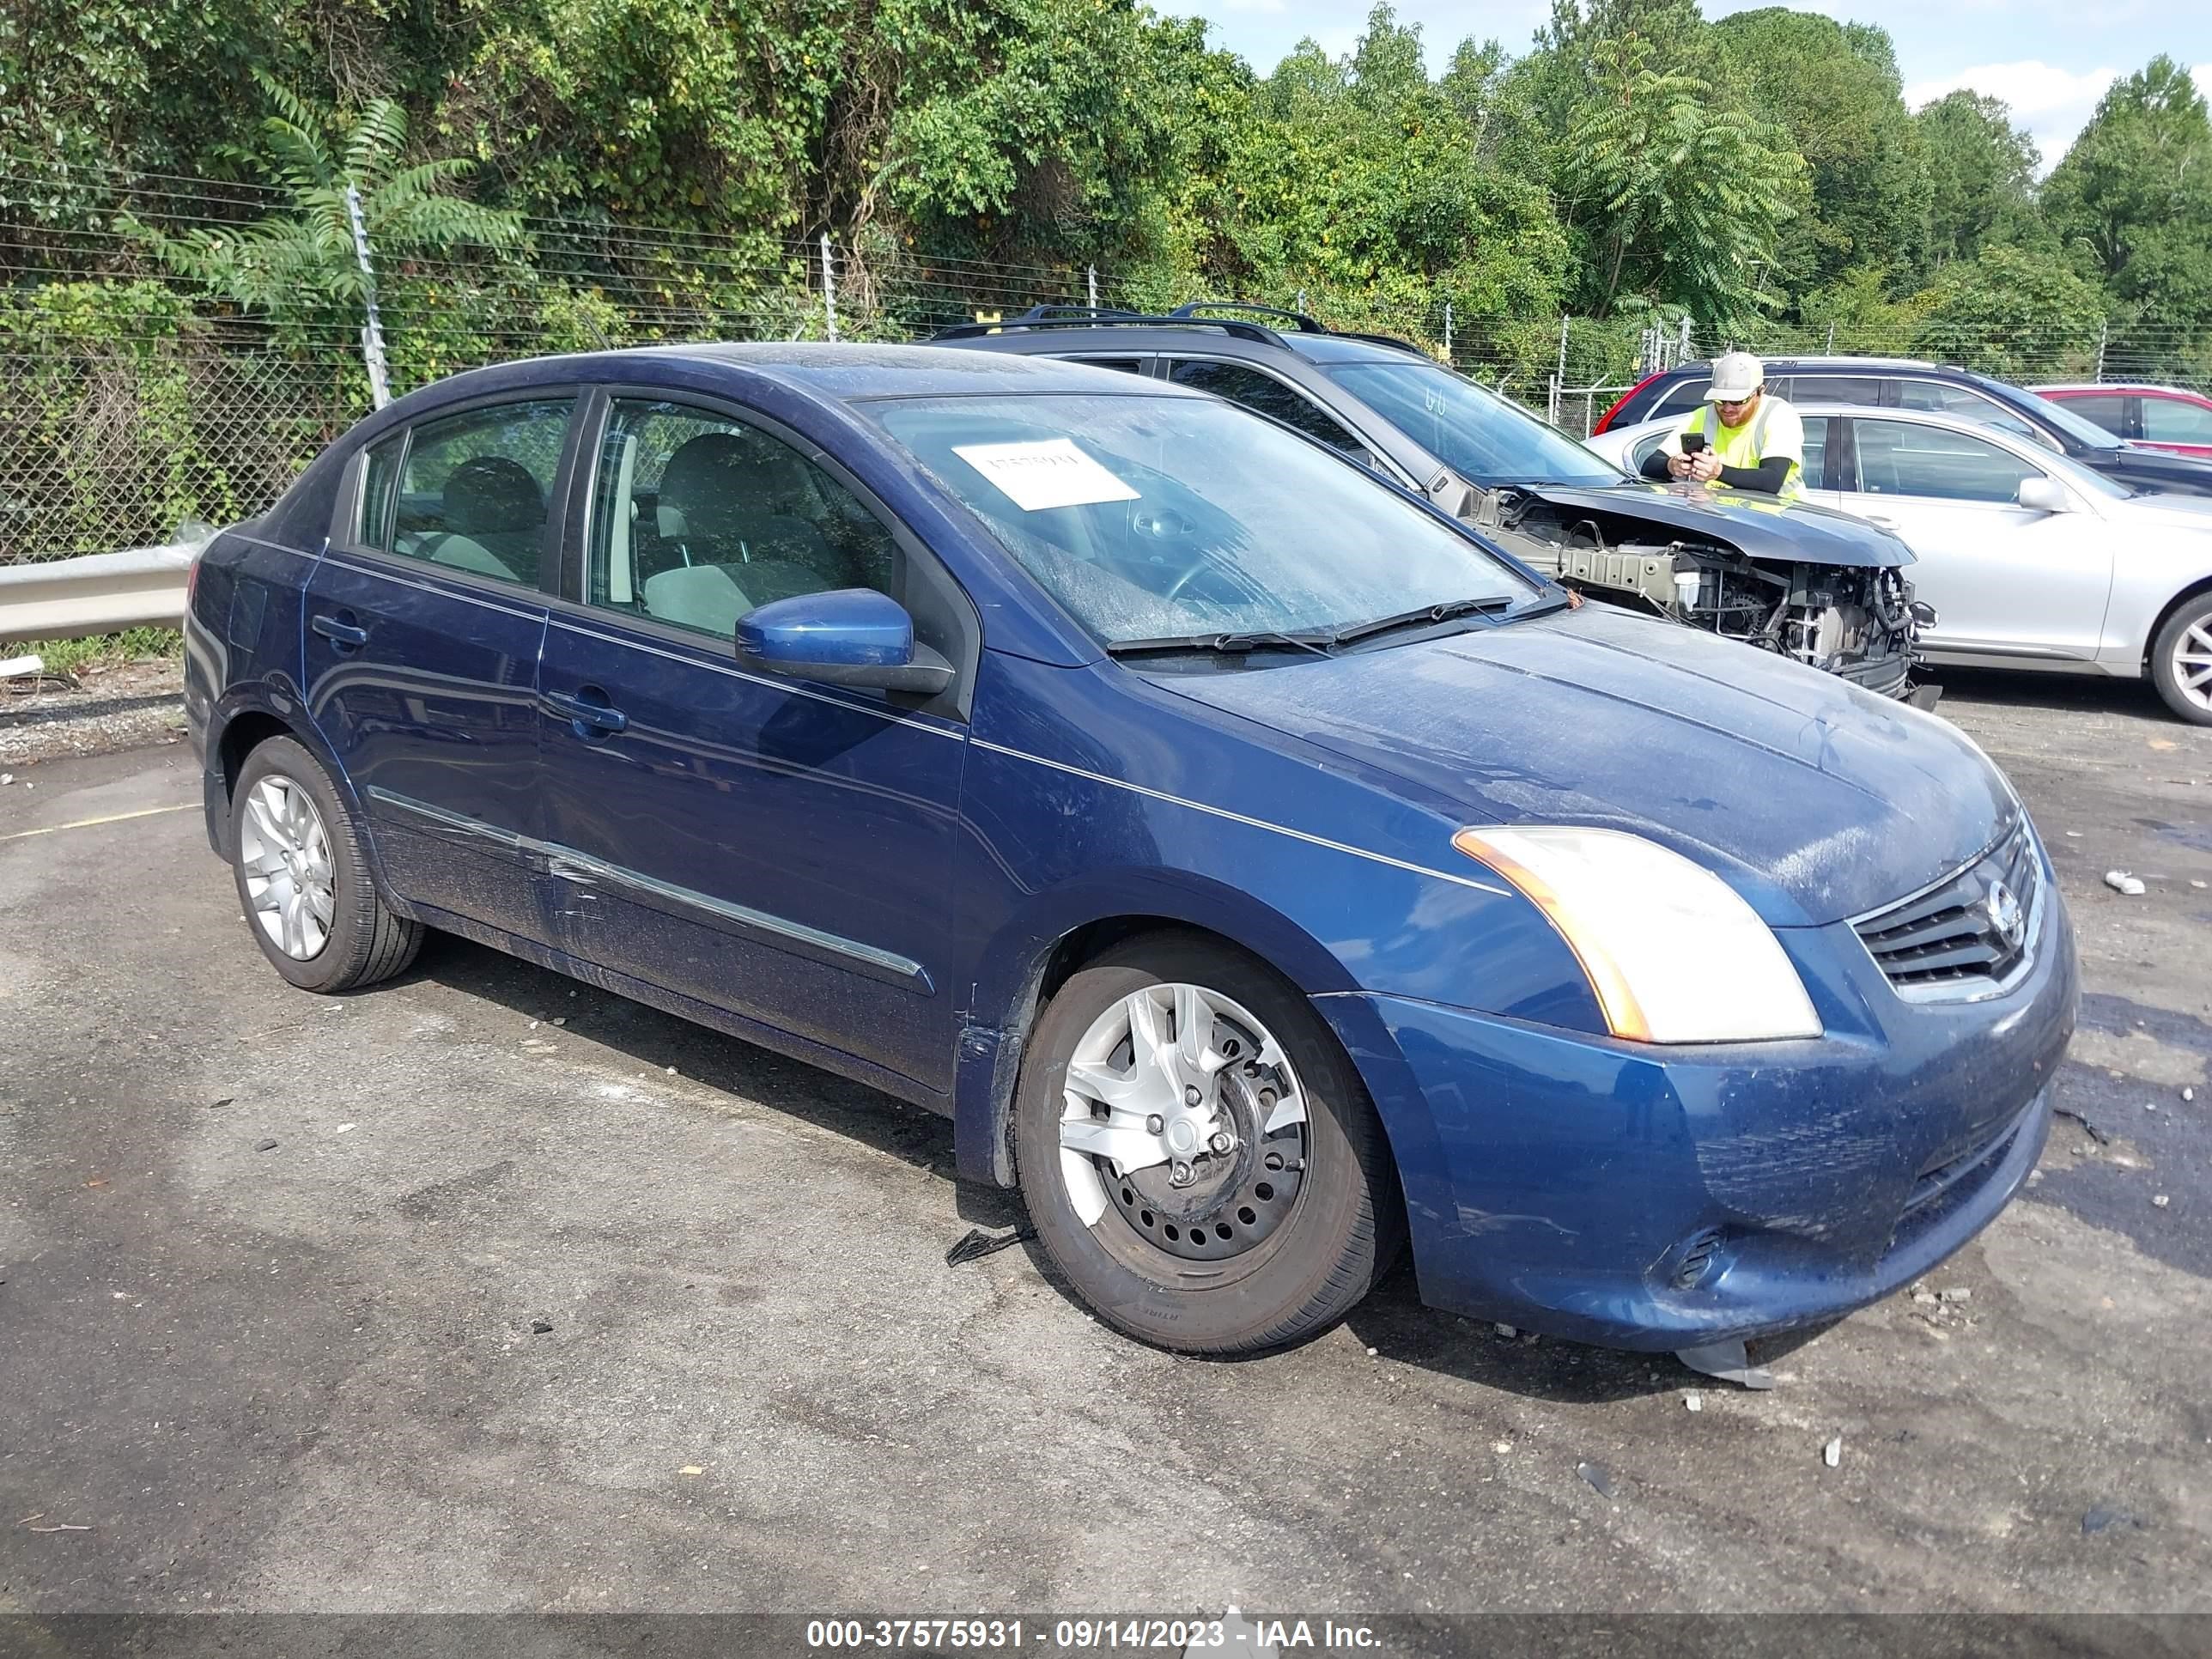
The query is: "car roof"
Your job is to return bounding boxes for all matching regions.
[1603,403,2039,441]
[393,341,1194,410]
[932,310,1432,367]
[1663,355,1940,374]
[2036,381,2206,396]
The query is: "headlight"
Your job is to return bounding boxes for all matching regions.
[1453,826,1822,1043]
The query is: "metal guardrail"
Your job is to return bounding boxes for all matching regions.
[0,543,199,642]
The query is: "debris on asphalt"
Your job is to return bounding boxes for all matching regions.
[1494,1322,1517,1338]
[334,1123,356,1134]
[16,1516,91,1533]
[2082,1505,2146,1534]
[2153,1195,2171,1208]
[1684,1392,1703,1412]
[0,774,11,787]
[1676,1339,1778,1389]
[678,1465,703,1477]
[530,1318,554,1334]
[1577,1462,1618,1498]
[2103,871,2147,896]
[551,1017,567,1027]
[2185,1087,2197,1103]
[2191,879,2208,890]
[209,1097,234,1109]
[2056,1107,2112,1145]
[254,1138,277,1152]
[945,1224,1036,1267]
[1912,1290,1939,1305]
[1937,1287,1972,1304]
[1823,1436,1844,1468]
[1365,1346,1379,1357]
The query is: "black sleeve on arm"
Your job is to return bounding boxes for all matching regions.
[1639,447,1675,481]
[1717,456,1792,494]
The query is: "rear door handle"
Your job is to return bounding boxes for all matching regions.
[542,689,629,736]
[311,613,368,649]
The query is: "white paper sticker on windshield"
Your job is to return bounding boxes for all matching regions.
[952,439,1139,512]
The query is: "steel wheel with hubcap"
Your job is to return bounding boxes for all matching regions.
[230,735,423,993]
[1015,933,1402,1354]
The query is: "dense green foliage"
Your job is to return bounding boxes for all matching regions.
[2,0,2209,387]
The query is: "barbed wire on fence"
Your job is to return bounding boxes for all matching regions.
[5,156,2210,569]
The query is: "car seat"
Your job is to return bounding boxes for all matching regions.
[656,431,852,590]
[402,455,544,580]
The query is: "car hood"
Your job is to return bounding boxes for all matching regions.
[1506,481,1916,568]
[2097,446,2212,485]
[1158,605,2013,927]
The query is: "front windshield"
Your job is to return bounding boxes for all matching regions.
[870,393,1538,647]
[2012,384,2126,451]
[1322,362,1626,489]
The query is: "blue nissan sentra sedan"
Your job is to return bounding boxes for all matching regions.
[183,344,2076,1361]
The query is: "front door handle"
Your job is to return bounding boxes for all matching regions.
[542,688,629,737]
[311,613,368,649]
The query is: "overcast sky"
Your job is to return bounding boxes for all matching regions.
[1182,0,2212,170]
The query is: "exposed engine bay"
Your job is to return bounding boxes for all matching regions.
[1470,487,1926,700]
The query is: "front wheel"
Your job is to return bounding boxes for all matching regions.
[1013,933,1403,1354]
[2150,593,2212,725]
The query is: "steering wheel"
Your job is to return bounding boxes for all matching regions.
[1125,503,1217,602]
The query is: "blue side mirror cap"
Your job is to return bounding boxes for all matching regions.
[736,588,954,696]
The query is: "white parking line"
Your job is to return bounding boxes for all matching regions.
[0,803,195,842]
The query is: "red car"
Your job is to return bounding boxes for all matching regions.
[2035,383,2212,458]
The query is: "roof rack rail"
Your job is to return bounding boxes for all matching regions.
[1170,300,1327,334]
[931,304,1284,345]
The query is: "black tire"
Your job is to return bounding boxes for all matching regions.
[1013,932,1404,1355]
[230,735,422,993]
[2149,592,2212,726]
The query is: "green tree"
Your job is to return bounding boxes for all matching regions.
[1710,9,1929,295]
[2042,55,2212,374]
[129,74,525,332]
[1915,91,2040,268]
[1555,34,1803,331]
[1911,245,2106,381]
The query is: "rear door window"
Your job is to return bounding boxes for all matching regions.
[388,399,574,586]
[1799,416,1832,490]
[1790,375,1886,408]
[2141,397,2212,445]
[1851,418,2042,504]
[1897,379,2041,441]
[1164,358,1370,458]
[1652,378,1711,418]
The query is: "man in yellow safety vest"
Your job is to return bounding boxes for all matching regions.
[1639,351,1805,502]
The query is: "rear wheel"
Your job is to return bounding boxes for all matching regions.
[231,736,422,992]
[1013,933,1402,1354]
[2150,592,2212,725]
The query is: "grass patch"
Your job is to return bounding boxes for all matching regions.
[3,627,184,676]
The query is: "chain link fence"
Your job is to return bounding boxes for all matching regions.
[6,159,2211,565]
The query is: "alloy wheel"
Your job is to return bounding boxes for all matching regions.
[2172,617,2212,714]
[238,775,336,961]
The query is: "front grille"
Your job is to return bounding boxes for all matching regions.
[1854,819,2039,996]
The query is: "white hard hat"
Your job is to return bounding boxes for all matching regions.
[1706,351,1765,401]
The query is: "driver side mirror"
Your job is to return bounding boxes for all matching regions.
[2016,477,2072,514]
[735,587,953,696]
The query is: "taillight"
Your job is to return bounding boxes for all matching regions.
[1593,373,1662,434]
[185,552,204,609]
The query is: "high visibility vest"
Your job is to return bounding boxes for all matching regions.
[1684,399,1802,502]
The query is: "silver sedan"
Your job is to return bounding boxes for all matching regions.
[1587,404,2212,723]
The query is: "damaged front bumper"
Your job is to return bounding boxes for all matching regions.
[1322,879,2076,1352]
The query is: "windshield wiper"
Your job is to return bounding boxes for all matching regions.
[1104,628,1338,659]
[1326,595,1516,646]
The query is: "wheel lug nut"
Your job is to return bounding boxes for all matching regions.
[1170,1161,1194,1188]
[1184,1086,1201,1107]
[1208,1131,1233,1155]
[1146,1114,1164,1135]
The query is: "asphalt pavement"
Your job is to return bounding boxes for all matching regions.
[1,671,2208,1620]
